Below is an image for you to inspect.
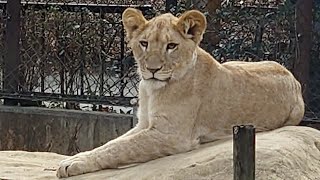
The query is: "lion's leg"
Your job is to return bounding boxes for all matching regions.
[116,110,148,139]
[199,129,232,143]
[116,114,148,139]
[116,125,144,139]
[56,129,193,178]
[118,83,149,139]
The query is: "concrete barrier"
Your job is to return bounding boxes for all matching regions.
[0,105,133,155]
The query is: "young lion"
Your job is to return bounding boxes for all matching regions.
[56,8,304,177]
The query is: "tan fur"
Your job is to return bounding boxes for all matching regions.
[56,8,304,178]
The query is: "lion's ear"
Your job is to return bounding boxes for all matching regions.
[176,10,207,44]
[122,8,147,40]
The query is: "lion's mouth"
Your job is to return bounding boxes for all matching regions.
[145,77,170,82]
[140,69,172,82]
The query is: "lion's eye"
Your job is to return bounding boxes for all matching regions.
[167,43,178,50]
[139,41,148,48]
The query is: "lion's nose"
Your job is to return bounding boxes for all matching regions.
[146,67,162,74]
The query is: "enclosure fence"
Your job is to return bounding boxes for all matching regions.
[0,0,319,119]
[0,0,156,111]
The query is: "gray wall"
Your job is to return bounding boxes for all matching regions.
[0,106,133,155]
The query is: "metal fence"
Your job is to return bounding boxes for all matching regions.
[0,0,319,118]
[0,0,156,111]
[309,1,320,120]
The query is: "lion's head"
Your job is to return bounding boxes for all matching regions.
[122,8,207,87]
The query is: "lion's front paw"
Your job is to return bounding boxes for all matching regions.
[56,154,99,178]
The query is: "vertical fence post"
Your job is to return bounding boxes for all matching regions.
[293,0,313,103]
[233,125,255,180]
[120,24,125,96]
[4,0,21,105]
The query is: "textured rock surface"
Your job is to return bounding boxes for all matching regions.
[0,126,320,180]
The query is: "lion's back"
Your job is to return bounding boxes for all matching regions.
[222,60,292,77]
[197,59,304,134]
[221,61,299,93]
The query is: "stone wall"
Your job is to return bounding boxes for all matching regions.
[0,105,133,155]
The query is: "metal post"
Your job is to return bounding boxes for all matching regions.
[80,12,85,96]
[120,24,125,96]
[4,0,21,105]
[58,15,65,95]
[293,0,313,102]
[233,125,255,180]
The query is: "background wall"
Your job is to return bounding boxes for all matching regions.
[0,106,133,155]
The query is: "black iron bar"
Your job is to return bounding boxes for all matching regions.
[233,125,256,180]
[3,0,21,105]
[0,1,152,13]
